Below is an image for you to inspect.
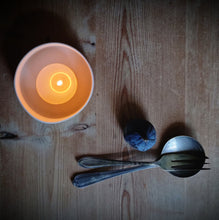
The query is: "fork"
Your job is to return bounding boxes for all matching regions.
[73,153,209,187]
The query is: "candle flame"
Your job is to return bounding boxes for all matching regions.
[36,63,78,105]
[57,80,63,86]
[50,72,72,94]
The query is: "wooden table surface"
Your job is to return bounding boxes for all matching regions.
[0,0,218,219]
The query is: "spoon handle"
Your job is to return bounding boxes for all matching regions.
[73,164,158,188]
[78,157,152,168]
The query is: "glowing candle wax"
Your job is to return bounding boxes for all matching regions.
[36,63,77,105]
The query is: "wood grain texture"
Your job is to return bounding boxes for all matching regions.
[0,0,218,219]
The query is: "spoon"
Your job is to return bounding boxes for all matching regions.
[73,136,208,187]
[160,135,207,177]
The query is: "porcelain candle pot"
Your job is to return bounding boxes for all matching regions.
[14,43,94,123]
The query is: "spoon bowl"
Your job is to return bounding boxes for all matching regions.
[161,136,206,177]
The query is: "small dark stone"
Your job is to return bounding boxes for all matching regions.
[123,119,156,152]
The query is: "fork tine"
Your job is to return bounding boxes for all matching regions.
[172,158,206,162]
[171,161,210,166]
[169,167,210,171]
[171,164,209,169]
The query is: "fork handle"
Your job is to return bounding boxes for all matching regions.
[73,164,158,188]
[78,156,151,168]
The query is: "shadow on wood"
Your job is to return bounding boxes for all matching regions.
[1,9,83,78]
[115,87,148,131]
[116,101,147,130]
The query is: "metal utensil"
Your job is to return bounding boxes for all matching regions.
[160,135,207,177]
[73,154,208,188]
[78,154,207,169]
[73,136,209,187]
